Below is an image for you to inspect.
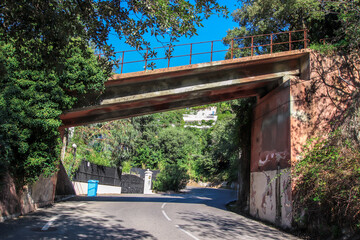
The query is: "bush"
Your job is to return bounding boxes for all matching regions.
[153,164,189,192]
[293,131,360,233]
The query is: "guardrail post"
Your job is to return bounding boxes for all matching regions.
[144,48,148,71]
[167,46,171,68]
[211,41,213,62]
[251,36,254,56]
[304,30,308,48]
[121,51,125,74]
[289,32,292,51]
[231,39,234,59]
[270,34,273,54]
[189,43,193,65]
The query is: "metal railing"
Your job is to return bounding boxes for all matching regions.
[99,29,309,74]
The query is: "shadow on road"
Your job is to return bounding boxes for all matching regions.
[0,202,156,240]
[69,187,236,211]
[177,211,297,240]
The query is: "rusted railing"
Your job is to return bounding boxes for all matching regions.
[99,29,309,74]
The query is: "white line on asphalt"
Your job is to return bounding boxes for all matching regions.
[175,225,200,240]
[77,203,87,207]
[41,216,59,231]
[161,210,172,221]
[161,202,167,209]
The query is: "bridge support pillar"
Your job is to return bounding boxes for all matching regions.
[250,80,292,228]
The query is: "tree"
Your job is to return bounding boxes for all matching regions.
[153,163,189,192]
[157,127,201,166]
[224,0,359,54]
[0,0,227,64]
[0,1,226,185]
[0,37,107,184]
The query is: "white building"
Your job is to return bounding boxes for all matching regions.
[183,107,217,128]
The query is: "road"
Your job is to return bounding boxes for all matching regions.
[0,187,300,240]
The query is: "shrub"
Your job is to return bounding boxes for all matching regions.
[293,131,360,233]
[153,164,189,192]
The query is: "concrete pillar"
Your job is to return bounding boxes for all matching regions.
[143,169,153,194]
[250,81,292,228]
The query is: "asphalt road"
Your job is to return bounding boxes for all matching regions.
[0,187,300,240]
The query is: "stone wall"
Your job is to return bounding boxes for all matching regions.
[120,174,144,194]
[0,172,57,222]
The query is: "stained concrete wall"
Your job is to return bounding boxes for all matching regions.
[250,81,292,228]
[250,51,359,229]
[0,172,57,222]
[55,162,76,197]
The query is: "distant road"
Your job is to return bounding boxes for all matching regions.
[0,187,300,240]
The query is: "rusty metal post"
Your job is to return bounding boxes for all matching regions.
[211,41,213,62]
[304,30,308,48]
[121,51,125,74]
[144,48,148,71]
[189,43,193,65]
[251,36,254,56]
[270,34,273,54]
[289,32,292,51]
[167,46,171,68]
[231,39,234,59]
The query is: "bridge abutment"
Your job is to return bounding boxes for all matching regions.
[249,51,358,228]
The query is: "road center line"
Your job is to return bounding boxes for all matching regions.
[41,216,59,231]
[161,210,172,221]
[175,225,200,240]
[161,202,167,209]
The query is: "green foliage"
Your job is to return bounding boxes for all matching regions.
[0,37,107,185]
[225,0,360,54]
[121,160,133,174]
[0,0,227,187]
[293,131,360,232]
[133,146,164,169]
[0,0,227,65]
[64,100,249,184]
[153,164,189,192]
[157,127,201,166]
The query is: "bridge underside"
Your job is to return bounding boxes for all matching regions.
[60,50,309,128]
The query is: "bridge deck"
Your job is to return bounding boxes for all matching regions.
[60,49,310,128]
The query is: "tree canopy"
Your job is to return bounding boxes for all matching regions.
[1,0,227,61]
[0,0,226,186]
[225,0,360,52]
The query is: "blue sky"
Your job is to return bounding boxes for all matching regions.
[108,1,240,52]
[107,1,241,73]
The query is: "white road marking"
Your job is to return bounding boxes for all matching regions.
[41,216,59,231]
[161,210,172,221]
[161,202,167,209]
[77,203,87,207]
[175,225,200,240]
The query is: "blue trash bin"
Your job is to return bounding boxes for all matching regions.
[87,180,99,197]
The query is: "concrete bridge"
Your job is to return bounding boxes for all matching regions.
[2,30,351,230]
[59,30,313,228]
[60,51,309,128]
[60,30,309,128]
